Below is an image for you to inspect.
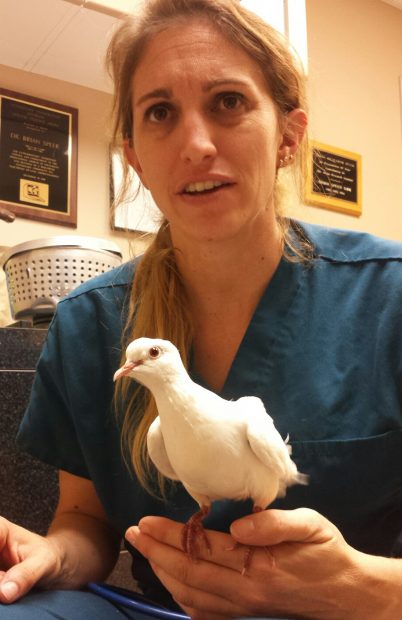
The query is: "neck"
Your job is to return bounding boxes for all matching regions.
[168,216,284,392]
[172,219,283,312]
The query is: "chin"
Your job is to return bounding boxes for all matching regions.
[183,214,252,243]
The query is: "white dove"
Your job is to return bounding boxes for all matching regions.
[114,337,307,571]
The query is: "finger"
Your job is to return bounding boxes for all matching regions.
[128,517,247,571]
[127,525,241,587]
[0,564,35,603]
[0,518,20,569]
[150,561,247,618]
[136,516,191,550]
[126,526,253,608]
[0,554,50,604]
[230,508,338,547]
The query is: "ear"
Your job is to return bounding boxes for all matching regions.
[277,108,308,163]
[123,139,149,189]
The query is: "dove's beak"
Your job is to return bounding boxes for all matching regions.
[113,360,142,382]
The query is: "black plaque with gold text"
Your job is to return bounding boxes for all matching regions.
[305,141,362,216]
[0,89,78,226]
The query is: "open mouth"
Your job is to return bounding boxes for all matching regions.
[181,180,233,196]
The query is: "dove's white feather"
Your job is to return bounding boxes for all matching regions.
[147,417,180,480]
[120,337,307,509]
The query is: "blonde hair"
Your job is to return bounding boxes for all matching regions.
[108,0,310,493]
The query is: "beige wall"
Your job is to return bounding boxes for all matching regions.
[293,0,402,239]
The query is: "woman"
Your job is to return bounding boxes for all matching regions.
[1,0,402,618]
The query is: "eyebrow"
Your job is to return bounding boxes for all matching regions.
[203,78,251,92]
[136,88,172,107]
[135,79,251,107]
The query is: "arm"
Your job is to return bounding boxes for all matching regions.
[44,470,121,588]
[126,509,402,619]
[0,470,120,604]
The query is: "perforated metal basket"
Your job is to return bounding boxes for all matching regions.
[2,236,122,323]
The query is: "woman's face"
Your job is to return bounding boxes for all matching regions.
[126,19,298,247]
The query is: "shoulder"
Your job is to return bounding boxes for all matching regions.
[44,257,142,350]
[53,258,140,318]
[295,220,402,263]
[62,258,138,300]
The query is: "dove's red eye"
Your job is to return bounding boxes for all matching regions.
[149,346,161,359]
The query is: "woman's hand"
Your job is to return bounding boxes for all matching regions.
[0,472,121,605]
[126,508,399,619]
[0,517,60,604]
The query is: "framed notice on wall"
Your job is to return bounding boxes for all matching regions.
[305,141,362,217]
[110,149,162,234]
[0,88,78,227]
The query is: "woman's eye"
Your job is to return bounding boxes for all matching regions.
[145,104,172,123]
[215,92,246,112]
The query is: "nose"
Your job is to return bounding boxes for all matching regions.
[179,111,217,165]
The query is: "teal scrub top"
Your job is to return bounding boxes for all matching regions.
[17,220,402,598]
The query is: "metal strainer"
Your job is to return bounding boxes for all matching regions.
[2,236,122,323]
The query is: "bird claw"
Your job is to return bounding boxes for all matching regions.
[227,540,254,576]
[181,506,211,561]
[227,540,276,576]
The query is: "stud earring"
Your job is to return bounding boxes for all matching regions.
[281,153,295,167]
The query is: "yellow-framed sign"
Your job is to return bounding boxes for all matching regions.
[305,141,362,217]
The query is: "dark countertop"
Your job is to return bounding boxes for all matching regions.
[0,325,58,534]
[0,326,47,369]
[0,325,133,589]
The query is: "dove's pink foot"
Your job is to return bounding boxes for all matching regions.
[236,506,275,576]
[240,506,262,575]
[181,505,211,561]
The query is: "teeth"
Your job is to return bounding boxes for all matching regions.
[185,180,225,193]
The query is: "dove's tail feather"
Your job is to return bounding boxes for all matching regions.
[295,472,309,486]
[284,434,293,456]
[277,468,308,498]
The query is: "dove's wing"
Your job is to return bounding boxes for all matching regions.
[147,417,180,481]
[240,396,293,479]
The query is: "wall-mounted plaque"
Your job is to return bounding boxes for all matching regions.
[0,89,78,227]
[305,141,362,216]
[110,149,162,234]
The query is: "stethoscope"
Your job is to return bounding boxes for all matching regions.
[87,582,190,619]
